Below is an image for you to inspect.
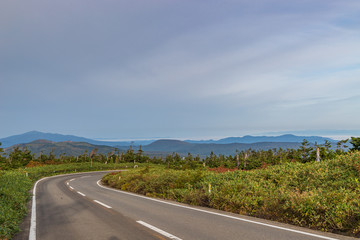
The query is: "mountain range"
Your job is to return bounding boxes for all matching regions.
[186,134,336,144]
[0,131,337,149]
[0,131,342,157]
[5,140,117,157]
[141,140,303,156]
[5,139,306,157]
[0,131,153,148]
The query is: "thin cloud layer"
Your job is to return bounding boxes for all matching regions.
[1,0,360,139]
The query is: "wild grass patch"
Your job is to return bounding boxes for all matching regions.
[102,152,360,237]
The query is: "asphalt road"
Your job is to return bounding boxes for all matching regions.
[23,171,357,240]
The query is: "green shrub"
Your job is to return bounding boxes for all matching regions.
[0,171,32,239]
[102,151,360,237]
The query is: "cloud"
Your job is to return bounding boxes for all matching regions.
[1,0,360,138]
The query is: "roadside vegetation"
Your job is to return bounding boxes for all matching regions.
[102,151,360,236]
[0,171,32,239]
[0,137,359,239]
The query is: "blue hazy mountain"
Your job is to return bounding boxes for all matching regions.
[0,131,153,148]
[185,134,336,144]
[0,131,337,149]
[142,139,303,156]
[1,131,346,157]
[5,139,303,157]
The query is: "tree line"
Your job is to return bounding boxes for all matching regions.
[1,137,359,170]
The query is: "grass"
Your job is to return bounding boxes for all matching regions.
[0,171,32,239]
[102,151,360,237]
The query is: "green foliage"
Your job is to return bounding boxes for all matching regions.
[336,139,349,154]
[163,152,202,170]
[0,147,33,170]
[0,143,6,167]
[299,139,313,163]
[204,153,360,234]
[350,137,360,151]
[0,171,33,239]
[102,166,205,201]
[102,151,360,236]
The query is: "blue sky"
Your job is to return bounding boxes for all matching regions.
[1,0,360,140]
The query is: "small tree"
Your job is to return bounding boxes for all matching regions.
[123,146,135,163]
[4,147,33,169]
[235,149,240,169]
[336,139,349,154]
[299,139,313,163]
[243,149,251,170]
[136,146,144,162]
[0,143,6,169]
[350,137,360,151]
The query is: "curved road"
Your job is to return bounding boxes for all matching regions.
[23,171,356,240]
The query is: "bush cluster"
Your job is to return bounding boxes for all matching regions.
[102,151,360,236]
[0,171,32,239]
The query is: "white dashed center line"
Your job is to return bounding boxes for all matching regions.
[77,191,86,196]
[93,200,112,209]
[137,221,182,240]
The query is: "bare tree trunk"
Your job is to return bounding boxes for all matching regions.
[316,147,321,162]
[244,152,248,170]
[236,154,240,169]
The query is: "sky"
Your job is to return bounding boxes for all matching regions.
[1,0,360,140]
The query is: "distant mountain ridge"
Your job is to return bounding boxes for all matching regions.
[186,134,336,144]
[142,140,303,156]
[5,139,304,157]
[0,131,97,148]
[0,131,152,148]
[0,131,337,149]
[5,139,118,157]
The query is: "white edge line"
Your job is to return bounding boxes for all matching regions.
[93,200,112,209]
[97,180,338,240]
[29,177,48,240]
[29,170,118,240]
[69,186,74,190]
[77,191,86,196]
[137,221,182,240]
